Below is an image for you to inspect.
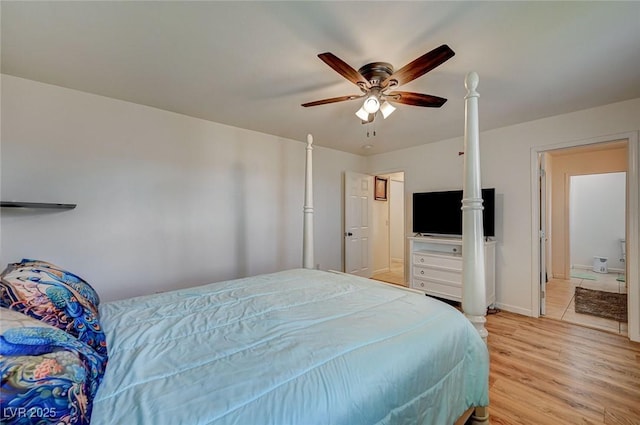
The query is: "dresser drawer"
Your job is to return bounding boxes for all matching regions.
[413,252,462,271]
[412,266,461,285]
[411,278,462,301]
[409,236,496,308]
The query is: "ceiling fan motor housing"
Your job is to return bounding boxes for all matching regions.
[358,62,394,88]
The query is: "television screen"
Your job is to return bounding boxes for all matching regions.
[412,188,495,237]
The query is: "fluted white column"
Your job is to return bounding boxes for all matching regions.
[461,72,488,342]
[302,134,314,269]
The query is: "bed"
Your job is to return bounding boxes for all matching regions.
[1,73,490,425]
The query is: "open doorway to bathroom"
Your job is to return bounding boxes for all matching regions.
[541,140,629,335]
[371,172,406,286]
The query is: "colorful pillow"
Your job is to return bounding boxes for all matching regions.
[1,307,106,424]
[0,260,108,360]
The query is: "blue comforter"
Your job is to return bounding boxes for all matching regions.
[92,269,489,424]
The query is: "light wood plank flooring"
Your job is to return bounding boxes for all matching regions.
[486,311,640,425]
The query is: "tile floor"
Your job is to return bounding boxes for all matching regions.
[544,270,627,336]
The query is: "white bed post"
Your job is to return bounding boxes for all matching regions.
[461,72,488,343]
[303,134,314,269]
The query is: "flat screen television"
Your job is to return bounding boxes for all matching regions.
[412,188,495,237]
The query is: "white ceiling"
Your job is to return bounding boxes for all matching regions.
[2,1,639,155]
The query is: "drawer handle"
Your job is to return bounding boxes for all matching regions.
[420,270,425,275]
[420,282,425,287]
[420,258,424,262]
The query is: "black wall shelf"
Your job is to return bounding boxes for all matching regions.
[1,201,77,210]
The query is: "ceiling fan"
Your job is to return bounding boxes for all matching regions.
[301,44,455,123]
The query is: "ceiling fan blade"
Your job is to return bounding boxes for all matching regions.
[301,94,363,107]
[386,91,447,107]
[318,52,370,89]
[382,44,455,87]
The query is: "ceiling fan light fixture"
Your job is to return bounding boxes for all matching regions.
[362,95,380,114]
[380,101,396,119]
[304,46,455,124]
[355,106,370,121]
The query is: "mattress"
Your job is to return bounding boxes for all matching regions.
[92,268,489,424]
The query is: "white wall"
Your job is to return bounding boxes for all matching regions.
[368,97,640,317]
[570,172,626,271]
[0,75,366,301]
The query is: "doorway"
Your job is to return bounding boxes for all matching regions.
[343,170,406,284]
[532,134,639,342]
[547,170,627,334]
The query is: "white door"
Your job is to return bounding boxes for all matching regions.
[344,171,373,277]
[539,153,548,315]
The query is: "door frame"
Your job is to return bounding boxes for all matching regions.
[530,131,639,342]
[538,153,548,316]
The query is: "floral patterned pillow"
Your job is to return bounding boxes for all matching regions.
[0,307,106,424]
[0,260,108,361]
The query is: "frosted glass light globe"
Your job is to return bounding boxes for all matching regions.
[363,96,380,114]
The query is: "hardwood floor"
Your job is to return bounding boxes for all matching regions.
[485,311,640,425]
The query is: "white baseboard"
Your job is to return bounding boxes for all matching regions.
[493,302,533,317]
[571,264,591,271]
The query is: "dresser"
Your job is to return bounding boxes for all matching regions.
[409,236,496,307]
